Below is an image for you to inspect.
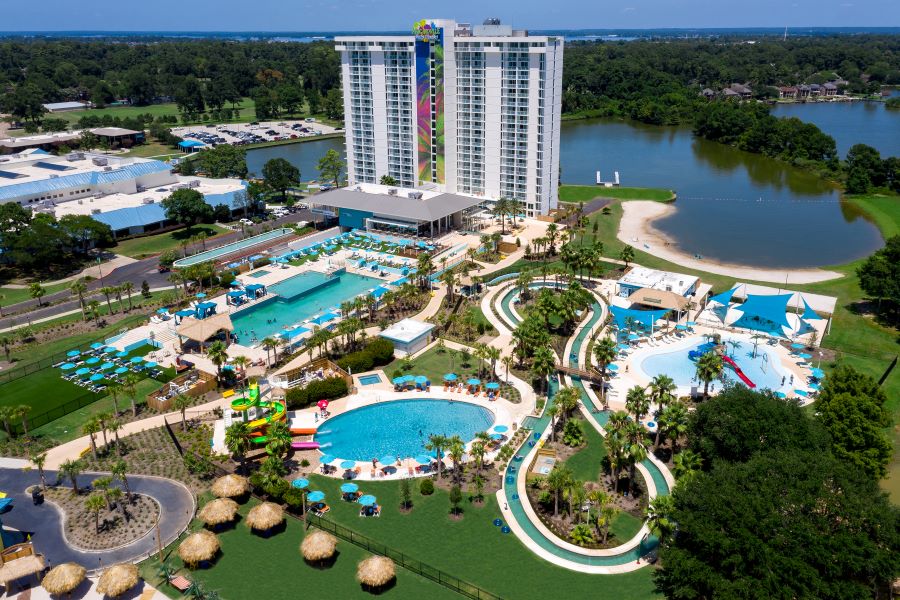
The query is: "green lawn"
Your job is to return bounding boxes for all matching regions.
[122,141,181,159]
[559,184,675,204]
[0,282,69,308]
[844,193,900,239]
[114,225,232,259]
[51,98,258,128]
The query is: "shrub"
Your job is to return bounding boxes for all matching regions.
[285,376,349,409]
[563,419,585,447]
[335,338,394,373]
[335,350,374,374]
[283,488,304,511]
[419,478,434,495]
[364,338,395,365]
[252,257,270,269]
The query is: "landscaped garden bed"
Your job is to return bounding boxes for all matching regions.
[44,487,160,551]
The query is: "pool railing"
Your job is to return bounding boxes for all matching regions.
[173,228,294,268]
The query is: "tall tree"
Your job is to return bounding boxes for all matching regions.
[262,158,300,202]
[317,149,345,188]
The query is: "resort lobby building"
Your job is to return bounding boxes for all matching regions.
[335,18,564,217]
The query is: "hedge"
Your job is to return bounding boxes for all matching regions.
[335,338,395,373]
[285,376,349,409]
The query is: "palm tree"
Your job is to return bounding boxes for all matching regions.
[83,419,100,459]
[646,495,676,544]
[416,253,434,290]
[70,279,88,320]
[425,434,449,480]
[660,401,690,453]
[173,394,192,432]
[231,355,250,386]
[106,381,123,416]
[121,281,135,311]
[624,421,648,496]
[625,385,650,424]
[619,246,635,269]
[100,286,116,314]
[29,282,46,307]
[648,374,677,415]
[486,346,501,381]
[14,405,31,436]
[59,459,84,493]
[592,337,618,407]
[97,412,111,448]
[672,449,703,480]
[123,372,140,416]
[531,345,556,394]
[592,491,619,544]
[446,435,465,484]
[225,422,252,474]
[107,417,123,455]
[554,386,580,430]
[0,407,13,438]
[88,300,101,325]
[264,420,292,459]
[547,404,560,442]
[695,351,724,400]
[29,452,48,489]
[206,340,228,383]
[111,459,132,499]
[545,223,559,255]
[564,478,587,521]
[470,439,487,474]
[0,336,10,364]
[546,464,572,517]
[85,494,106,532]
[501,354,514,384]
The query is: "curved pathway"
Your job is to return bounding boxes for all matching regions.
[483,277,675,573]
[0,468,195,569]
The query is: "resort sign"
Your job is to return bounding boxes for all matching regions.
[413,20,440,41]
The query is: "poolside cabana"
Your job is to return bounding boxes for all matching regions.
[195,301,218,319]
[626,288,690,323]
[245,283,267,299]
[177,313,235,352]
[226,289,247,306]
[609,305,669,335]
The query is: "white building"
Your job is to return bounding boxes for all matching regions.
[380,318,435,356]
[335,18,564,217]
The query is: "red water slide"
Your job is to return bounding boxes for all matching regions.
[722,356,756,389]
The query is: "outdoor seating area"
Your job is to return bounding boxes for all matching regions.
[391,374,431,392]
[55,343,160,393]
[440,373,502,400]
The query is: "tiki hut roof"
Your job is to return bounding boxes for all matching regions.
[178,530,220,567]
[0,553,45,585]
[356,556,396,588]
[198,498,239,526]
[96,563,140,598]
[245,502,284,531]
[301,531,337,562]
[211,474,249,498]
[42,562,86,596]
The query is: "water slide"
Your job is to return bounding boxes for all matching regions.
[230,382,287,443]
[291,441,321,450]
[721,356,756,389]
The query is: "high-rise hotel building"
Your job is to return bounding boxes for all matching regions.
[335,19,564,217]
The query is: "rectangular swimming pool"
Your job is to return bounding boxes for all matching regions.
[246,269,271,279]
[358,374,382,386]
[231,271,380,343]
[173,228,293,268]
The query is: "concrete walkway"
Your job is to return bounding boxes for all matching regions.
[0,468,195,569]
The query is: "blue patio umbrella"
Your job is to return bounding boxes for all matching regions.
[798,353,812,360]
[340,483,359,494]
[75,368,91,376]
[414,375,428,384]
[467,378,480,386]
[103,346,117,353]
[775,391,787,399]
[379,455,396,465]
[415,454,431,465]
[675,324,688,331]
[130,356,144,364]
[99,362,115,371]
[291,478,309,489]
[114,367,129,375]
[230,281,242,287]
[145,361,158,369]
[790,343,805,349]
[358,495,377,507]
[616,344,630,351]
[157,307,170,314]
[808,383,821,390]
[392,377,405,385]
[401,375,416,383]
[340,460,356,470]
[90,342,104,350]
[486,382,500,390]
[89,373,104,382]
[490,433,504,440]
[195,292,207,298]
[319,454,336,465]
[627,333,640,340]
[794,389,809,397]
[306,491,325,503]
[85,357,100,365]
[493,425,509,433]
[116,351,128,358]
[607,364,619,371]
[443,373,458,381]
[67,350,81,357]
[60,363,76,370]
[686,321,696,327]
[810,368,825,378]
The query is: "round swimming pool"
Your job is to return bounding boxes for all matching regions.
[315,399,494,461]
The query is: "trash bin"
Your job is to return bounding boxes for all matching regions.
[32,489,44,505]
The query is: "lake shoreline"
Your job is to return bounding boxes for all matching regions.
[617,201,843,283]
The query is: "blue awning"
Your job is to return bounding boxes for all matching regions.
[196,301,217,309]
[737,293,792,329]
[609,305,669,330]
[227,290,246,297]
[178,140,205,148]
[709,287,737,306]
[175,309,195,317]
[287,327,311,339]
[801,297,823,321]
[246,283,265,292]
[370,287,389,299]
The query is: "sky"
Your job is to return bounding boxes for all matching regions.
[1,0,898,31]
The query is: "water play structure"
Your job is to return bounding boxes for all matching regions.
[688,342,756,389]
[721,355,756,389]
[229,382,287,444]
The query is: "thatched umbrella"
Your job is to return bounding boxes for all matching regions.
[96,563,140,598]
[178,530,220,568]
[245,502,284,532]
[42,562,86,596]
[301,530,337,562]
[356,556,396,589]
[211,474,249,499]
[198,498,239,527]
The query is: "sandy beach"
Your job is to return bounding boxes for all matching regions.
[617,201,842,284]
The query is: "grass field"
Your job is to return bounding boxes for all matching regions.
[555,184,900,502]
[0,281,69,308]
[559,185,675,204]
[150,477,659,600]
[113,225,232,259]
[49,98,258,128]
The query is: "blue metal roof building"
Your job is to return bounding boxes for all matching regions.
[0,161,172,202]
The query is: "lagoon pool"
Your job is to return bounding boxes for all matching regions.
[231,270,379,342]
[637,335,791,394]
[315,399,494,461]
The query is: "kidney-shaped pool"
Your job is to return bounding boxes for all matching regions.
[315,399,494,461]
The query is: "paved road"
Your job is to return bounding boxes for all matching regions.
[0,211,317,330]
[0,468,195,568]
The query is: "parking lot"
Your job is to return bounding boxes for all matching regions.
[170,119,340,147]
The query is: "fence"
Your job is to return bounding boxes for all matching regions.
[306,514,502,600]
[9,390,101,436]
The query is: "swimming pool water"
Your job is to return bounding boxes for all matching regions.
[231,271,380,342]
[358,374,382,386]
[315,399,494,461]
[638,335,790,393]
[247,269,271,278]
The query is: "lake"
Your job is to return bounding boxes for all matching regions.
[771,101,900,157]
[251,120,884,269]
